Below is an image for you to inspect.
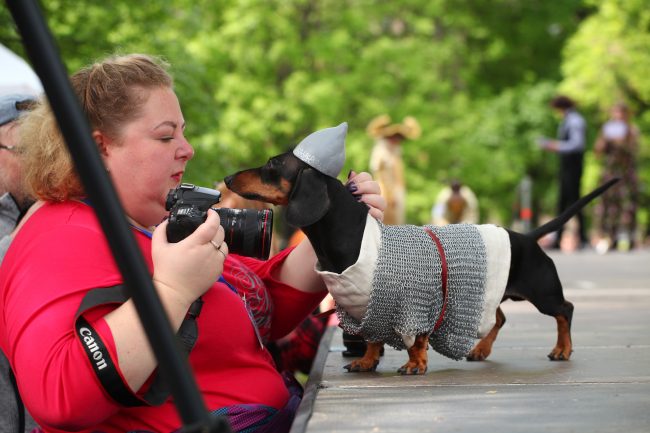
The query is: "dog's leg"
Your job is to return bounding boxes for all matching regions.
[397,334,429,375]
[466,307,506,361]
[523,264,574,361]
[547,301,573,360]
[507,234,575,361]
[344,341,384,372]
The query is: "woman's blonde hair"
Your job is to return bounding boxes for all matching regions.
[20,54,173,201]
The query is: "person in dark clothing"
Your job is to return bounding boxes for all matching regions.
[538,95,588,249]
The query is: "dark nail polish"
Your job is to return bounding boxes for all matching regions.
[347,182,358,193]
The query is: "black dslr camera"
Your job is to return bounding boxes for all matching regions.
[165,183,273,260]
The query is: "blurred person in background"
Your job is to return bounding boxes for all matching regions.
[591,102,640,253]
[0,93,39,433]
[538,95,588,250]
[431,179,479,226]
[368,114,421,225]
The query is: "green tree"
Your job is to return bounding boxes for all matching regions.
[2,0,600,229]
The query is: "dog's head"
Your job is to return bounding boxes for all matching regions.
[224,151,331,227]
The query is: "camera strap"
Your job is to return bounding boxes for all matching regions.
[75,284,203,407]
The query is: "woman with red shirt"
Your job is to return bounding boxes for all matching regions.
[0,54,384,433]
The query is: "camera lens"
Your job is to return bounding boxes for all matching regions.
[216,208,273,260]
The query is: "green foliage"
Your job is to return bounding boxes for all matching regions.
[3,0,647,231]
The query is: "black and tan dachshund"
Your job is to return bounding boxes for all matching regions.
[225,150,618,374]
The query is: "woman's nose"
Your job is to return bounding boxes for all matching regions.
[177,138,194,160]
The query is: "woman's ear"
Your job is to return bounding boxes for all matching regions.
[92,130,110,157]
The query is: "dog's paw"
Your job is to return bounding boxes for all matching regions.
[397,362,428,375]
[466,352,486,362]
[344,359,379,372]
[547,347,573,361]
[466,344,491,361]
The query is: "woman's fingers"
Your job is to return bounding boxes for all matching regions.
[346,170,386,222]
[152,209,227,305]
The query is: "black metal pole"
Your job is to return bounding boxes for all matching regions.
[6,1,230,432]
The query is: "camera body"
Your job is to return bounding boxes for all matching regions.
[165,184,220,243]
[166,183,273,260]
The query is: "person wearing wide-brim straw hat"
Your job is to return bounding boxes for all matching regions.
[367,114,421,225]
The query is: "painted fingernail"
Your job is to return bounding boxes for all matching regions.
[347,169,353,179]
[347,182,358,193]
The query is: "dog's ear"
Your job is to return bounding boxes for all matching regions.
[286,167,330,227]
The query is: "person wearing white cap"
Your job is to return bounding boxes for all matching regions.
[0,93,39,433]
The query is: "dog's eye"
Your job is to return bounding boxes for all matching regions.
[268,158,280,168]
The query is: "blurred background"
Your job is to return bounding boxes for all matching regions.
[2,0,648,237]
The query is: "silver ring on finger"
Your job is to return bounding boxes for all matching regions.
[218,246,227,259]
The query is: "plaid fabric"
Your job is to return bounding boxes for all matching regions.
[208,371,303,433]
[273,315,327,374]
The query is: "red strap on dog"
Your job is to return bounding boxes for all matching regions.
[424,228,448,331]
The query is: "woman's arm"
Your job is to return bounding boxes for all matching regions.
[7,209,227,429]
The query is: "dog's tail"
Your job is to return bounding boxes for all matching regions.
[527,178,620,240]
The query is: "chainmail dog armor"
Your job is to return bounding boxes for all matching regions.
[337,223,488,360]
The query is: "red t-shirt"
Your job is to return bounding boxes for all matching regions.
[0,201,325,432]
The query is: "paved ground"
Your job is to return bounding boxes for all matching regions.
[292,248,650,433]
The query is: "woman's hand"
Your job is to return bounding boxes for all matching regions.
[346,170,386,222]
[152,209,228,307]
[104,210,228,393]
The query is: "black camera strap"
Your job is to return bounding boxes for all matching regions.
[74,285,202,407]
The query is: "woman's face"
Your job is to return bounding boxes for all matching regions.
[103,86,194,228]
[611,107,625,121]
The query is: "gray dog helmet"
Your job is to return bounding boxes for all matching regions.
[293,122,347,178]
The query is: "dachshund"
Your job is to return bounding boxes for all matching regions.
[224,150,618,375]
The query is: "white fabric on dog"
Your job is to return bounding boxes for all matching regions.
[315,214,379,321]
[475,225,511,336]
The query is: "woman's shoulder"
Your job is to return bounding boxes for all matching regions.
[15,200,107,246]
[567,110,586,126]
[30,200,100,227]
[1,201,121,287]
